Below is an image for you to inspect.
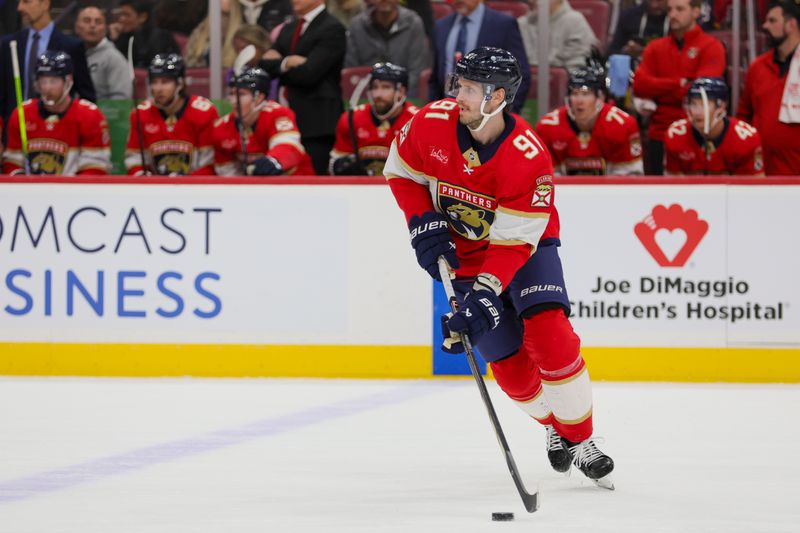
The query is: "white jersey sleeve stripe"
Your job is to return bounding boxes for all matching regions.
[490,209,549,247]
[607,158,643,176]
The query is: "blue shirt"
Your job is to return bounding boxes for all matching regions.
[445,3,485,77]
[24,22,55,99]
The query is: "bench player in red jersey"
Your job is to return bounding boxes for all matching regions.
[125,53,218,176]
[664,77,764,175]
[3,51,110,175]
[535,64,643,176]
[329,62,418,176]
[212,67,315,176]
[384,47,615,487]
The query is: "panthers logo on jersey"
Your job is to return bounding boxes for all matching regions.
[149,140,193,175]
[437,182,496,240]
[27,138,68,174]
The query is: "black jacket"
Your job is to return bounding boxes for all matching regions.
[114,26,180,69]
[259,9,346,139]
[0,27,96,126]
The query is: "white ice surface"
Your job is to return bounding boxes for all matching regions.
[0,377,798,532]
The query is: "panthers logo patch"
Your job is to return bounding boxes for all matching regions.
[150,140,193,175]
[28,138,68,175]
[437,182,495,240]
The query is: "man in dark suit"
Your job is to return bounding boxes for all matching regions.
[258,0,346,175]
[0,0,96,130]
[429,0,530,112]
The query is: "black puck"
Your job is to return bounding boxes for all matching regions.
[491,512,514,521]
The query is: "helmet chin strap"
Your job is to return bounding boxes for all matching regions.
[42,78,73,107]
[242,92,268,126]
[565,94,603,124]
[469,97,506,132]
[369,87,407,121]
[697,87,724,137]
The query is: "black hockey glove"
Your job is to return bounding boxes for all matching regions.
[408,211,458,281]
[247,156,283,176]
[446,282,503,345]
[331,154,367,176]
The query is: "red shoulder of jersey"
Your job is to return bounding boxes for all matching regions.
[594,103,642,163]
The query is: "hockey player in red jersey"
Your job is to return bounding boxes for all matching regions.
[664,77,764,175]
[125,53,218,176]
[329,62,418,176]
[3,51,110,175]
[212,67,315,176]
[536,64,643,175]
[384,47,615,487]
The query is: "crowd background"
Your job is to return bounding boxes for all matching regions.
[0,0,797,175]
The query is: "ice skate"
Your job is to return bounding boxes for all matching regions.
[545,425,573,473]
[567,438,615,490]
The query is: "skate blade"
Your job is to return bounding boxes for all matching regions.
[591,474,615,490]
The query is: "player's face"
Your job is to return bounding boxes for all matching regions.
[36,75,66,103]
[228,87,256,116]
[370,80,401,115]
[454,78,491,128]
[75,7,107,48]
[686,97,725,131]
[150,77,179,107]
[667,0,700,33]
[568,87,600,122]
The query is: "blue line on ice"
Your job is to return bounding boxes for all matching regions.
[0,382,445,504]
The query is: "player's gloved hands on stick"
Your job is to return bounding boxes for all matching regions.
[440,312,465,354]
[446,282,503,344]
[408,211,458,281]
[331,154,367,176]
[247,156,283,176]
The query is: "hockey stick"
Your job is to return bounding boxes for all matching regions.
[437,257,540,513]
[9,40,30,175]
[128,37,150,175]
[346,74,370,168]
[232,44,256,172]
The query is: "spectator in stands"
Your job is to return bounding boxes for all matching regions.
[665,77,764,175]
[186,0,243,67]
[213,67,315,176]
[156,0,209,36]
[345,0,430,97]
[632,0,726,174]
[406,0,435,38]
[329,62,418,175]
[74,5,132,100]
[429,0,530,112]
[233,24,273,64]
[737,0,800,175]
[518,0,598,70]
[0,0,96,130]
[0,0,21,36]
[111,0,180,68]
[328,0,365,29]
[536,64,643,175]
[239,0,293,32]
[609,0,670,59]
[258,0,347,174]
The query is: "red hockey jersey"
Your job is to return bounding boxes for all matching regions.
[330,102,418,175]
[125,95,218,175]
[3,98,110,175]
[535,103,642,175]
[384,99,559,289]
[633,25,726,141]
[737,51,800,176]
[212,101,315,175]
[664,117,764,176]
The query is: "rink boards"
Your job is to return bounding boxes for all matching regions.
[0,176,798,382]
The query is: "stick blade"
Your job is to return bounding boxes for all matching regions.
[233,45,256,76]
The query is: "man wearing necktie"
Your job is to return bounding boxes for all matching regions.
[428,0,531,112]
[0,0,95,140]
[258,0,346,175]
